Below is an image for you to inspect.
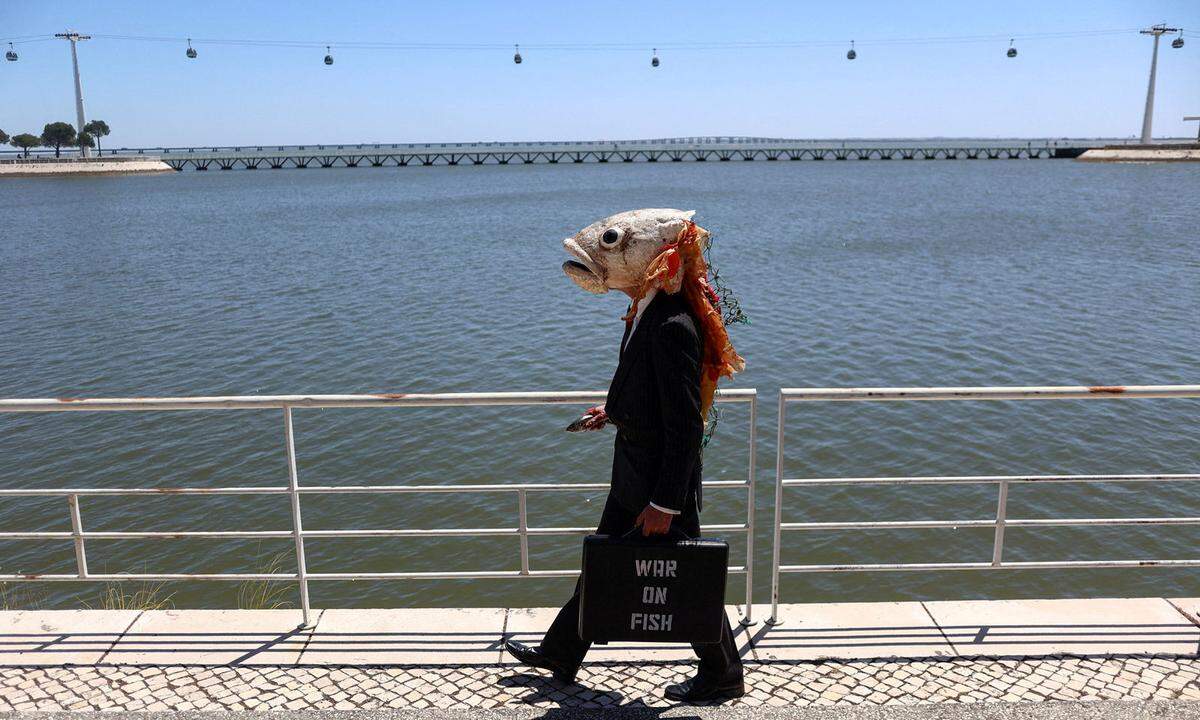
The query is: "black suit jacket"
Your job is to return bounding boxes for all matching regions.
[603,291,704,514]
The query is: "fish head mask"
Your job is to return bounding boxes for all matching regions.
[561,208,697,295]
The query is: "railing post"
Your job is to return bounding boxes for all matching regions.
[741,394,757,626]
[767,393,786,625]
[517,489,530,575]
[67,494,88,578]
[992,480,1010,566]
[283,406,312,627]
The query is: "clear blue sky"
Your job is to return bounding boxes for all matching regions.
[2,1,1197,147]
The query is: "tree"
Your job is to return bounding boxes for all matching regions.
[0,129,8,145]
[83,120,110,156]
[40,122,77,158]
[10,134,40,158]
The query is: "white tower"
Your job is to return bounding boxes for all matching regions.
[1138,24,1182,145]
[55,31,92,158]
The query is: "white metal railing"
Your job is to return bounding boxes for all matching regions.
[0,389,757,627]
[768,384,1200,624]
[10,383,1197,628]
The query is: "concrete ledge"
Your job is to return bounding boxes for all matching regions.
[304,608,506,665]
[0,159,174,176]
[924,598,1200,657]
[0,610,139,664]
[1,598,1198,668]
[1077,147,1200,162]
[102,609,315,665]
[751,602,955,661]
[1167,598,1200,626]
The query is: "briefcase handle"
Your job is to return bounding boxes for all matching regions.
[618,526,694,543]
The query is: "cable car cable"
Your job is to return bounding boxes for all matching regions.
[52,26,1145,53]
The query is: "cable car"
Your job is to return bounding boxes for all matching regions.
[1007,39,1018,58]
[5,43,17,62]
[846,41,856,60]
[1172,31,1184,49]
[186,39,197,59]
[651,48,659,67]
[324,46,334,65]
[513,44,522,64]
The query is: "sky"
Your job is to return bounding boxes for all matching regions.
[1,1,1198,147]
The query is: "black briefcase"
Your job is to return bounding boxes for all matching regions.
[578,530,728,644]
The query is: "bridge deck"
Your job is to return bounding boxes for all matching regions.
[1,137,1109,170]
[148,144,1085,170]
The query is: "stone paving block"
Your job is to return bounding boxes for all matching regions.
[750,602,955,661]
[103,609,312,665]
[300,608,506,665]
[925,598,1200,657]
[501,605,754,664]
[0,610,139,666]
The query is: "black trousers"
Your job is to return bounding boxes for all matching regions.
[538,493,743,681]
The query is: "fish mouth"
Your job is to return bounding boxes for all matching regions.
[562,259,593,275]
[561,238,608,294]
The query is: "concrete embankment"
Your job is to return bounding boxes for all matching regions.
[1078,145,1200,162]
[2,597,1200,713]
[0,158,174,177]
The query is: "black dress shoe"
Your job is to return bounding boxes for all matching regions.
[664,674,746,703]
[503,640,578,683]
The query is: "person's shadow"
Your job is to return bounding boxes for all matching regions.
[499,671,730,714]
[497,672,625,708]
[495,618,755,711]
[532,710,701,720]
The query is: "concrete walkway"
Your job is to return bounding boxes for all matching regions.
[2,598,1200,712]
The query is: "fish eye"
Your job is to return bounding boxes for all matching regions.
[601,228,622,246]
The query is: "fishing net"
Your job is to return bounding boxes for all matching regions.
[623,220,748,448]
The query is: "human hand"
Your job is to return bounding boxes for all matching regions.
[566,405,608,432]
[634,505,674,537]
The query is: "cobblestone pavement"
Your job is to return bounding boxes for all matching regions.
[2,655,1200,712]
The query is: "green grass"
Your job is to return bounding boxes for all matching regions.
[86,581,175,611]
[0,548,295,612]
[0,581,48,611]
[236,549,295,610]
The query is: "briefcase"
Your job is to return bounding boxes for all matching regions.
[578,530,728,644]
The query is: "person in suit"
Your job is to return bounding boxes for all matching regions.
[504,209,746,702]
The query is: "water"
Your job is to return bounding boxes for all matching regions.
[1,160,1197,611]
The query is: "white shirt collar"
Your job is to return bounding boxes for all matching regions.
[623,288,658,351]
[633,288,658,325]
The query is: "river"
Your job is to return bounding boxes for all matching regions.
[1,159,1197,610]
